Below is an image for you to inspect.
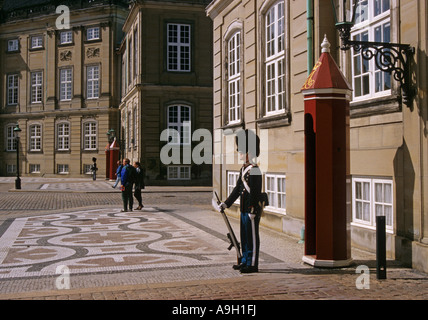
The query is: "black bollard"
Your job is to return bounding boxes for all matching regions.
[376,215,387,279]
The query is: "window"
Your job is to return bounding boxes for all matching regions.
[7,74,19,105]
[227,171,240,204]
[265,1,285,115]
[168,166,190,180]
[6,124,16,151]
[83,121,97,150]
[87,66,99,99]
[352,177,393,231]
[57,123,70,151]
[7,164,16,174]
[60,31,73,44]
[83,164,92,175]
[60,68,72,101]
[87,27,100,41]
[167,105,191,145]
[128,110,132,148]
[29,124,42,151]
[265,173,286,212]
[228,32,241,123]
[133,105,137,147]
[167,23,191,72]
[31,36,43,49]
[128,37,133,84]
[122,51,127,95]
[30,164,40,173]
[7,39,18,52]
[31,71,43,103]
[134,28,138,80]
[57,164,69,174]
[351,0,391,100]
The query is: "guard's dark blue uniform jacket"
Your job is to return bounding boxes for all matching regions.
[224,164,262,215]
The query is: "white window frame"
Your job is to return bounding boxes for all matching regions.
[128,110,132,149]
[31,35,43,49]
[7,164,16,174]
[83,121,97,151]
[6,124,16,151]
[264,1,285,115]
[7,39,18,52]
[7,74,19,105]
[352,177,393,232]
[31,71,43,103]
[57,122,70,151]
[167,105,191,145]
[134,28,139,80]
[167,23,191,72]
[60,31,73,44]
[133,105,138,148]
[30,164,40,173]
[351,0,391,101]
[29,124,42,151]
[265,173,286,213]
[128,37,133,84]
[84,164,92,175]
[57,164,69,174]
[60,68,72,101]
[228,31,241,124]
[167,165,191,180]
[87,27,100,41]
[227,171,240,204]
[87,65,99,99]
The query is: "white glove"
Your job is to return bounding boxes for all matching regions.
[218,202,227,212]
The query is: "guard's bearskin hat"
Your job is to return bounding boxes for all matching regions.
[235,129,260,157]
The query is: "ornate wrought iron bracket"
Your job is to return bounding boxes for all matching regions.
[336,20,415,107]
[334,20,415,107]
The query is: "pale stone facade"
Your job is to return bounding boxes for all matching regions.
[207,0,428,272]
[119,0,213,186]
[0,1,128,178]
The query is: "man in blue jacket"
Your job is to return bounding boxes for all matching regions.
[120,158,136,212]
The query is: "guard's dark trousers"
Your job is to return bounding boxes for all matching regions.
[240,212,260,268]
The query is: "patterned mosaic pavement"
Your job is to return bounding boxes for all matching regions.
[0,207,245,280]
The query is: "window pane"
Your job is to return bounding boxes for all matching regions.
[356,202,362,220]
[375,183,382,202]
[363,203,370,221]
[384,183,392,203]
[363,182,370,201]
[362,75,370,95]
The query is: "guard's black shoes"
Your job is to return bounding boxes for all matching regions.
[233,263,245,270]
[240,266,258,273]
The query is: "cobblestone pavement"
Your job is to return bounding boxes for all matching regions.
[0,177,427,304]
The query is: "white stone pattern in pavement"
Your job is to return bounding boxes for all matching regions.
[0,208,239,279]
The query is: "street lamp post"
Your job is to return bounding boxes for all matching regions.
[13,124,22,190]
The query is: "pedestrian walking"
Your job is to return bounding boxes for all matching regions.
[120,158,136,212]
[112,160,123,188]
[133,161,145,210]
[218,129,262,273]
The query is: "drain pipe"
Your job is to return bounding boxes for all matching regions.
[307,0,314,74]
[301,0,314,244]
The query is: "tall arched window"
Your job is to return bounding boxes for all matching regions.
[57,122,70,151]
[83,121,97,150]
[351,0,391,101]
[228,31,241,123]
[167,105,191,145]
[29,124,42,151]
[264,0,285,115]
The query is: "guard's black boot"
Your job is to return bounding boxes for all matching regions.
[240,265,258,273]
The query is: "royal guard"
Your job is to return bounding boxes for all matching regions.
[217,129,263,273]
